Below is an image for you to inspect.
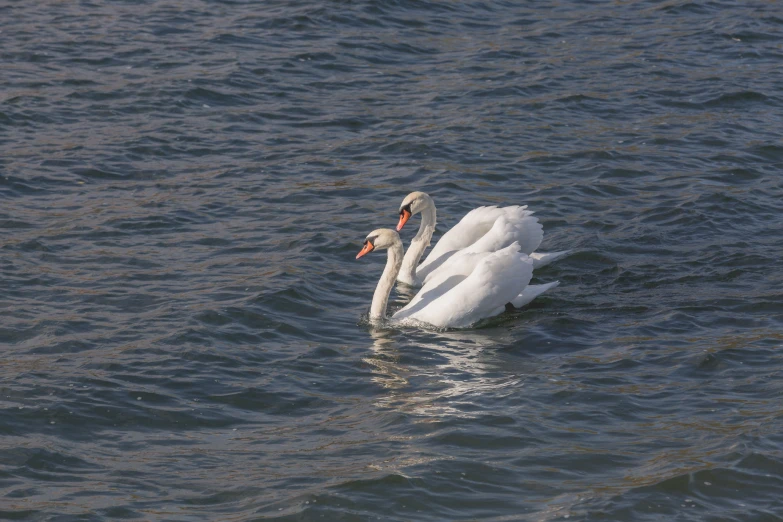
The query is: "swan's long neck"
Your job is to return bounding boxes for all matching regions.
[370,240,404,320]
[398,203,436,285]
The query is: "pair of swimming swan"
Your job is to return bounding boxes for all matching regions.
[356,192,568,329]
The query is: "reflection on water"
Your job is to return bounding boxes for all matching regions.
[393,282,419,304]
[365,328,528,419]
[363,326,783,520]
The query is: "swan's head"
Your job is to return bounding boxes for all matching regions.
[356,229,401,259]
[397,191,433,231]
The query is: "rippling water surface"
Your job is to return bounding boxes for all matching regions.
[3,1,783,520]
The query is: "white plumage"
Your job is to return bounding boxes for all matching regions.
[395,192,569,287]
[357,229,559,329]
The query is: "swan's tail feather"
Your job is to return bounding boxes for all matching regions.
[509,281,560,308]
[530,250,570,269]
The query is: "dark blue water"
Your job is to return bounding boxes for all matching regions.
[3,1,783,520]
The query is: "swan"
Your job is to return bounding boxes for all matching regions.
[356,228,559,328]
[395,191,569,286]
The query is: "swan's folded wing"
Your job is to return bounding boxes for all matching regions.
[417,205,539,281]
[510,281,559,308]
[530,250,570,269]
[392,273,467,320]
[422,248,490,285]
[420,206,509,269]
[406,245,533,328]
[488,281,560,317]
[502,208,543,255]
[394,252,489,319]
[421,213,542,285]
[462,213,543,256]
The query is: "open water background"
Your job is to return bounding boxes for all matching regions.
[2,0,783,520]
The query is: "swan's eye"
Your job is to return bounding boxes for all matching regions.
[400,204,412,216]
[356,238,375,259]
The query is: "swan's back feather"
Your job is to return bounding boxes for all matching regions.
[399,244,533,328]
[425,206,516,261]
[398,196,567,289]
[487,281,560,317]
[417,207,540,279]
[530,251,570,269]
[394,251,489,319]
[422,215,543,284]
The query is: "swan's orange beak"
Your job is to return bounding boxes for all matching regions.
[396,209,411,231]
[356,240,374,259]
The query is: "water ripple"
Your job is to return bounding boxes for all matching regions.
[2,0,783,520]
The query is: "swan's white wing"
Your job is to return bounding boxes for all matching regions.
[422,215,542,284]
[530,250,570,269]
[416,206,526,276]
[393,252,490,320]
[488,281,560,317]
[415,204,543,283]
[501,207,543,255]
[404,245,533,328]
[427,206,512,259]
[462,214,543,256]
[420,247,490,286]
[511,281,560,307]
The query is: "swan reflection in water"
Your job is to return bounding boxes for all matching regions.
[363,326,535,419]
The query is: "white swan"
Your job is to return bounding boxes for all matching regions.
[395,191,569,286]
[356,229,559,329]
